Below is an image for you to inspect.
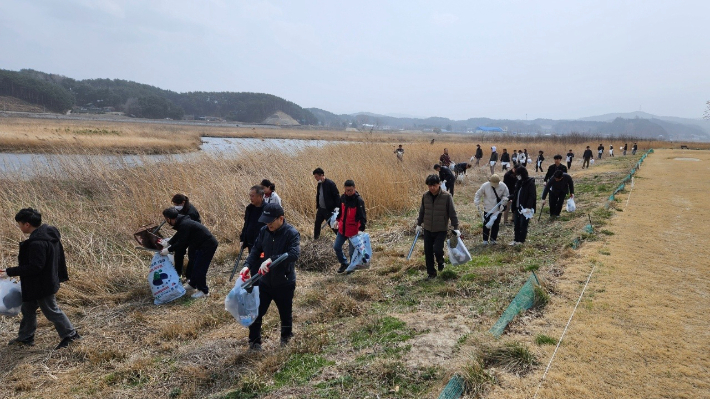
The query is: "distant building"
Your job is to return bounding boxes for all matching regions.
[475,126,505,134]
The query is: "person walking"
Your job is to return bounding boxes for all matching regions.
[238,203,300,350]
[566,149,575,169]
[609,144,614,157]
[582,146,593,169]
[2,208,81,350]
[535,150,545,173]
[511,149,518,168]
[472,144,483,167]
[517,150,527,168]
[239,185,266,252]
[544,155,568,183]
[509,166,536,245]
[416,175,460,279]
[171,194,201,280]
[261,179,282,206]
[394,144,404,161]
[474,174,510,245]
[500,149,511,171]
[332,180,367,274]
[160,208,219,298]
[541,170,575,218]
[632,142,638,155]
[489,146,498,175]
[597,143,604,159]
[312,168,340,239]
[502,168,517,225]
[434,164,456,197]
[623,143,628,156]
[439,148,452,168]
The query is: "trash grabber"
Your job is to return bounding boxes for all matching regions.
[406,230,421,260]
[229,243,247,282]
[241,253,289,291]
[538,203,545,222]
[152,221,166,235]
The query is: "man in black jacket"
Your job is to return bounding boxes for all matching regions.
[434,164,456,197]
[542,170,575,217]
[544,155,568,183]
[239,185,266,252]
[313,167,340,239]
[502,168,517,224]
[161,208,218,299]
[597,144,604,159]
[508,167,537,245]
[582,146,593,169]
[239,203,300,350]
[2,208,80,349]
[473,144,483,166]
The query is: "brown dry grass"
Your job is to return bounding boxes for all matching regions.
[486,149,710,399]
[0,120,705,398]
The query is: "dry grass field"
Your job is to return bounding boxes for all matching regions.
[0,116,708,398]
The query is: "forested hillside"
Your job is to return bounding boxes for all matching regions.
[0,69,316,123]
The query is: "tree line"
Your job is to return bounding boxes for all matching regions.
[0,69,317,123]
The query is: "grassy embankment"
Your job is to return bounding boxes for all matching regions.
[0,132,658,398]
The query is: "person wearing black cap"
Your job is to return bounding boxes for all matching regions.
[312,168,340,239]
[566,149,575,169]
[597,143,604,159]
[416,174,460,279]
[433,164,456,197]
[473,144,483,167]
[160,208,218,298]
[333,180,367,274]
[541,170,575,217]
[260,179,282,206]
[238,203,300,350]
[239,185,266,252]
[2,208,81,350]
[582,146,593,169]
[544,155,568,183]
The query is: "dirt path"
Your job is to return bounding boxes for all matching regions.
[488,149,710,398]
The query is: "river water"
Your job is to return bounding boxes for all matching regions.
[0,137,333,176]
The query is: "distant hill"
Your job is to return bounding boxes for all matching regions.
[0,68,317,124]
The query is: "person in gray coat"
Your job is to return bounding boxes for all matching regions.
[416,175,460,279]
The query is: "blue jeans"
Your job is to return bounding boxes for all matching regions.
[333,233,354,266]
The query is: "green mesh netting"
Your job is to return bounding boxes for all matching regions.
[438,374,465,399]
[489,273,540,337]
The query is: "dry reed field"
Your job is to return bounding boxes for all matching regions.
[0,118,705,398]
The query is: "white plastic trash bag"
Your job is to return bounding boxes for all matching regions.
[329,208,340,229]
[346,233,373,272]
[225,283,260,327]
[0,279,22,316]
[441,180,447,191]
[590,158,595,164]
[527,158,533,164]
[489,161,497,167]
[566,198,576,212]
[148,253,185,305]
[447,237,472,266]
[521,208,535,220]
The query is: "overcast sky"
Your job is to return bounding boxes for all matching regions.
[1,0,708,120]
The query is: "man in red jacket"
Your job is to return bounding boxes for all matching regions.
[332,180,367,274]
[1,208,80,349]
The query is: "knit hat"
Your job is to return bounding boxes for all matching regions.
[491,146,497,152]
[489,174,501,187]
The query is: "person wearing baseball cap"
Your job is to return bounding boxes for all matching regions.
[238,203,300,351]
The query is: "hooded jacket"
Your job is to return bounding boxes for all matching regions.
[417,188,458,232]
[178,202,201,224]
[512,177,537,212]
[167,215,218,259]
[475,147,483,159]
[337,192,367,238]
[245,221,300,288]
[6,224,69,302]
[542,174,575,199]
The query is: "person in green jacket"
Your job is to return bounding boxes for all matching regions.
[415,175,460,279]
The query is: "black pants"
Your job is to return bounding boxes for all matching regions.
[423,229,447,277]
[514,211,530,243]
[483,213,502,241]
[567,161,572,169]
[549,193,565,216]
[188,246,216,294]
[445,179,455,197]
[582,158,590,168]
[314,208,336,239]
[249,283,295,345]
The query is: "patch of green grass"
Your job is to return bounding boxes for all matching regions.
[351,316,417,349]
[535,334,557,345]
[440,269,458,280]
[600,229,614,236]
[274,354,333,388]
[532,285,550,309]
[524,263,540,272]
[460,357,496,397]
[599,249,611,255]
[482,342,538,376]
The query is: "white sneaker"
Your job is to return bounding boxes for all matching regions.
[191,291,209,299]
[183,283,196,293]
[482,241,489,245]
[509,241,518,246]
[490,240,497,245]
